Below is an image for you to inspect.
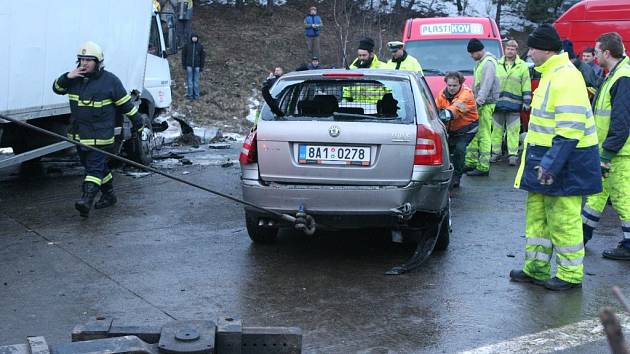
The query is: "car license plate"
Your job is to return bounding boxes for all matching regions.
[298,145,371,165]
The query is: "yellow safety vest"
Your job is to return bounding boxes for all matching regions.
[349,54,383,69]
[496,56,531,111]
[592,56,630,156]
[384,53,424,75]
[515,52,598,188]
[474,54,497,95]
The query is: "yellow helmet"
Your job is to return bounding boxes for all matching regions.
[77,41,104,62]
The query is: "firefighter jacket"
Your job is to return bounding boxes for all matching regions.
[53,68,142,146]
[592,56,630,160]
[349,55,383,69]
[473,53,500,106]
[514,52,601,196]
[384,51,424,75]
[435,85,478,132]
[495,56,531,112]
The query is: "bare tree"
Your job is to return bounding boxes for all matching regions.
[331,0,355,67]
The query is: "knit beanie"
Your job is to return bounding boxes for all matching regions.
[467,38,484,53]
[527,24,562,52]
[358,38,375,53]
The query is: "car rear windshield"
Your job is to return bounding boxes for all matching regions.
[261,78,416,124]
[405,39,502,75]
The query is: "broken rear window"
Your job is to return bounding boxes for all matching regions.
[261,78,416,123]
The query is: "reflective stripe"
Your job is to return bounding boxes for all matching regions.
[115,95,131,106]
[68,94,79,101]
[78,99,112,108]
[526,237,553,249]
[54,80,67,92]
[556,256,583,267]
[594,108,611,116]
[583,205,602,218]
[125,106,139,116]
[622,221,630,228]
[584,125,597,136]
[85,175,102,185]
[73,137,115,145]
[526,251,551,262]
[529,123,554,134]
[102,173,113,184]
[557,121,587,131]
[555,244,584,254]
[582,216,599,228]
[555,105,592,117]
[531,108,554,119]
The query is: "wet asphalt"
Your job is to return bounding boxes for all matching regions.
[0,147,628,353]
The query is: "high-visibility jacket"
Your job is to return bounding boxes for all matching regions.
[495,56,531,112]
[349,55,383,69]
[473,53,500,105]
[592,56,630,157]
[342,84,391,104]
[515,52,601,196]
[435,85,478,132]
[384,51,423,75]
[53,69,142,146]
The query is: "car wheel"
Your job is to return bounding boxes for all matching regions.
[245,211,279,244]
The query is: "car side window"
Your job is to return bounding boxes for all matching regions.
[414,74,439,121]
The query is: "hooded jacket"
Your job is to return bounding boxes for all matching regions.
[182,33,206,69]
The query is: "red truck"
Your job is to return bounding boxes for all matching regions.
[401,17,504,98]
[521,0,630,130]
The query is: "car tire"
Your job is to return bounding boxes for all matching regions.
[434,197,451,251]
[245,211,279,244]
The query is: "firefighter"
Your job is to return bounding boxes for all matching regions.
[491,40,531,166]
[383,41,423,75]
[52,41,144,217]
[464,38,500,176]
[435,71,479,189]
[349,38,383,69]
[581,32,630,261]
[511,24,601,291]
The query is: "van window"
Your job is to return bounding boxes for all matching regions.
[405,39,502,75]
[261,78,416,124]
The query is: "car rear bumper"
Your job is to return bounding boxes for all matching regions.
[241,177,450,228]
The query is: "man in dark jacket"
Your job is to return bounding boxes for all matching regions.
[304,6,322,60]
[181,33,205,100]
[52,41,144,217]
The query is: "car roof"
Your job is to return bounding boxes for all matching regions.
[279,69,419,81]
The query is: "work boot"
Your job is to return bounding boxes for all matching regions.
[449,176,461,190]
[75,182,100,217]
[602,243,630,261]
[467,169,489,177]
[490,154,502,163]
[508,156,518,166]
[94,181,117,209]
[583,223,594,246]
[543,277,582,291]
[509,270,544,285]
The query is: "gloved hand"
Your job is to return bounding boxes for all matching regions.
[534,165,554,185]
[438,109,453,123]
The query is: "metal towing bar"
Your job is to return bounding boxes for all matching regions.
[0,316,302,354]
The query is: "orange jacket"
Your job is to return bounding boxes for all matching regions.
[435,85,478,132]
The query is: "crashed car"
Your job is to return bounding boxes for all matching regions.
[239,69,453,269]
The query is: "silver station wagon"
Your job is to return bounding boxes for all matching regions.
[240,69,453,273]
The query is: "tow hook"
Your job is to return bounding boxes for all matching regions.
[390,202,414,221]
[279,205,317,236]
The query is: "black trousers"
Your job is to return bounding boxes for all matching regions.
[77,145,113,186]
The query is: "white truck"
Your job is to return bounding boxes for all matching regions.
[0,0,176,168]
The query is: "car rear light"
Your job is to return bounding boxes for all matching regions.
[414,124,443,165]
[239,130,258,165]
[322,72,365,78]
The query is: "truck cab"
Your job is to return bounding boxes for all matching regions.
[401,17,503,99]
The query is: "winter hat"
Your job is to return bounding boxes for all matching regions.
[561,39,577,59]
[527,24,562,52]
[358,38,375,53]
[467,38,484,53]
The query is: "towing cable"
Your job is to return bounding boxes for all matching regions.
[0,114,317,235]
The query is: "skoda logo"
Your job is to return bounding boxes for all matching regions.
[329,125,340,138]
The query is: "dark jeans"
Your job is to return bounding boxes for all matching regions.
[449,122,478,181]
